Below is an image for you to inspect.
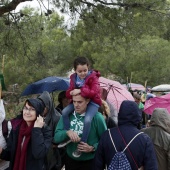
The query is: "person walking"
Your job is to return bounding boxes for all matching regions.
[54,94,107,170]
[0,98,52,170]
[62,56,102,157]
[141,108,170,170]
[93,100,158,170]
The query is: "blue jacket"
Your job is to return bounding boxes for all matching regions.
[0,114,52,170]
[93,100,158,170]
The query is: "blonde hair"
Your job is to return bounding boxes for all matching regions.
[99,100,110,116]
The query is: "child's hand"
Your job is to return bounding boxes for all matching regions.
[71,89,81,96]
[66,130,81,142]
[34,115,45,128]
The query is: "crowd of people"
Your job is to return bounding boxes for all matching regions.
[0,56,169,170]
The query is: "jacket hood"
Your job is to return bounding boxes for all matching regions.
[91,70,101,78]
[37,91,61,134]
[38,91,52,111]
[150,108,170,134]
[118,100,142,126]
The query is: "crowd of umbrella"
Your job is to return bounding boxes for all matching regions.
[20,76,170,115]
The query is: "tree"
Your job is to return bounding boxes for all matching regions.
[68,1,170,85]
[0,8,72,92]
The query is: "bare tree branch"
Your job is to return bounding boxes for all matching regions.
[0,0,30,17]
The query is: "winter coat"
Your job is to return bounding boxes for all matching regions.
[0,114,52,170]
[93,100,158,170]
[66,70,102,106]
[37,91,64,170]
[141,108,170,170]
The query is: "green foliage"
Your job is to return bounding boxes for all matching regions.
[2,0,170,117]
[0,8,73,91]
[65,0,170,86]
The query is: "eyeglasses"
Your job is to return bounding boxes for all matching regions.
[23,106,36,112]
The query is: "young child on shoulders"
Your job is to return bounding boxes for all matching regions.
[62,56,102,157]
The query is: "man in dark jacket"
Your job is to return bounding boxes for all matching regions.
[93,100,158,170]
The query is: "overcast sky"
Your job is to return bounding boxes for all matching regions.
[14,0,78,28]
[16,1,49,11]
[15,0,69,19]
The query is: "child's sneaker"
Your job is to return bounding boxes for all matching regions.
[72,149,81,157]
[58,139,71,148]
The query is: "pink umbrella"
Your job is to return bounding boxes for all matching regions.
[144,93,170,115]
[99,77,134,112]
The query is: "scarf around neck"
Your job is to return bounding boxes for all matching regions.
[13,120,34,170]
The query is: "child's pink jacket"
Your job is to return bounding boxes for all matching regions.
[66,70,102,106]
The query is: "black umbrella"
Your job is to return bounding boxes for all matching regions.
[21,76,70,96]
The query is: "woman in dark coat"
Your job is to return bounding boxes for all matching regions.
[0,98,52,170]
[37,91,65,170]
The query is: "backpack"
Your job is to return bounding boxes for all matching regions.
[108,129,143,170]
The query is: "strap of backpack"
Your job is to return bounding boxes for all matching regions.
[122,132,144,152]
[118,128,144,169]
[108,129,118,152]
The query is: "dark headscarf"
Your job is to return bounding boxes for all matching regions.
[37,91,61,136]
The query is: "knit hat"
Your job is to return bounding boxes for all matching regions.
[26,98,45,116]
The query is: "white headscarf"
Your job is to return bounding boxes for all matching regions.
[0,99,7,148]
[0,99,5,123]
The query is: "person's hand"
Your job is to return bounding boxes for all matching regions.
[77,141,94,153]
[66,130,81,142]
[71,89,81,96]
[34,115,45,128]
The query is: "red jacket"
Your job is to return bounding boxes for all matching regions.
[66,70,102,106]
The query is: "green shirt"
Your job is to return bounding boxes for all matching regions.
[54,112,107,161]
[139,102,144,109]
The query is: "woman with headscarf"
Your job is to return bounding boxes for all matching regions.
[37,91,61,136]
[37,91,64,170]
[0,98,52,170]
